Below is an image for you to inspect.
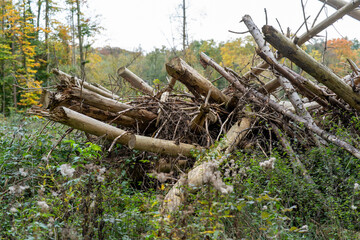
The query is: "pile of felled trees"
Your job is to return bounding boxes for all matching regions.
[29,0,360,213]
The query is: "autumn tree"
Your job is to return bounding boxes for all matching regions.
[220,36,256,73]
[326,38,358,75]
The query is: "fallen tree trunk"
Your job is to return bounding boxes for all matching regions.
[263,25,360,112]
[246,15,324,146]
[242,3,360,91]
[50,107,202,157]
[54,86,157,122]
[118,67,155,96]
[57,99,137,127]
[201,47,360,159]
[318,0,360,22]
[296,0,360,45]
[52,69,122,100]
[256,50,330,108]
[166,57,231,104]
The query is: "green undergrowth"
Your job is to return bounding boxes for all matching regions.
[1,115,360,239]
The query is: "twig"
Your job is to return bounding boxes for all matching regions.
[275,18,284,35]
[301,0,310,32]
[292,15,311,39]
[311,0,327,28]
[108,132,130,152]
[26,120,52,153]
[45,128,74,165]
[228,30,249,34]
[264,8,268,25]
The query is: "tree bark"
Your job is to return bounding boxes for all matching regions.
[318,0,360,22]
[166,57,230,104]
[50,107,201,157]
[263,25,360,112]
[118,67,155,96]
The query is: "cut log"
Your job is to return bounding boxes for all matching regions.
[50,107,202,157]
[57,99,137,127]
[258,78,281,95]
[52,69,122,100]
[318,0,360,22]
[166,57,231,104]
[118,67,155,96]
[263,25,360,112]
[53,86,157,122]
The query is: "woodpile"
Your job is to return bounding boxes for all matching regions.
[29,2,360,213]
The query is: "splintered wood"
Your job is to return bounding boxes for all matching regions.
[29,7,360,213]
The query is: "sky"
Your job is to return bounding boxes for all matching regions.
[86,0,360,52]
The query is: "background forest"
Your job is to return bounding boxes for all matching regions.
[1,0,360,114]
[2,0,360,239]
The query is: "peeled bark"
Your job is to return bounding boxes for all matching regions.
[263,25,360,112]
[50,107,201,157]
[118,67,155,96]
[166,57,230,104]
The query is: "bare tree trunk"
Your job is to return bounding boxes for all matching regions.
[263,25,360,112]
[318,0,360,22]
[76,0,84,77]
[56,99,137,127]
[1,1,5,115]
[36,0,42,40]
[70,3,76,68]
[182,0,187,54]
[50,107,201,157]
[45,0,50,75]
